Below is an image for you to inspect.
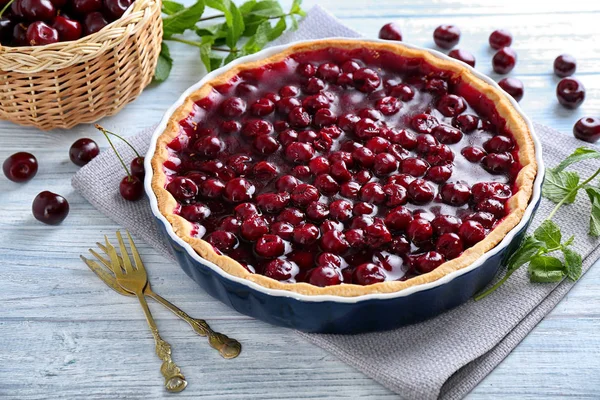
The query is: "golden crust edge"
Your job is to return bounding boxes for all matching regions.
[150,39,538,297]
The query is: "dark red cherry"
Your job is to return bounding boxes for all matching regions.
[489,29,512,50]
[554,54,576,78]
[104,0,133,19]
[573,117,600,143]
[431,215,461,235]
[309,265,342,287]
[353,68,381,92]
[459,220,486,246]
[436,233,464,259]
[384,206,412,231]
[320,230,349,254]
[482,153,513,174]
[388,84,415,101]
[407,218,433,244]
[291,183,319,207]
[378,22,402,41]
[293,223,320,245]
[556,78,585,109]
[432,124,463,144]
[180,203,210,222]
[241,215,269,241]
[83,11,108,35]
[433,25,461,49]
[373,153,398,176]
[452,114,479,133]
[69,138,99,166]
[73,0,102,14]
[498,77,524,102]
[52,15,82,41]
[413,251,445,273]
[120,175,144,201]
[437,95,466,117]
[224,178,255,202]
[3,152,38,183]
[426,165,452,183]
[130,156,145,179]
[461,146,486,162]
[21,0,56,21]
[0,16,14,42]
[264,259,296,281]
[206,231,238,253]
[32,191,69,224]
[221,97,246,117]
[492,48,517,74]
[448,49,475,67]
[167,176,198,202]
[353,263,386,285]
[483,135,514,153]
[26,21,58,46]
[255,234,285,258]
[407,179,435,204]
[440,182,471,206]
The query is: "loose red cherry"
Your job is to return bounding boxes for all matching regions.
[104,0,133,19]
[309,265,342,287]
[12,23,28,46]
[69,138,99,166]
[554,54,576,78]
[448,49,475,67]
[21,0,56,21]
[32,190,69,224]
[378,22,402,41]
[3,152,38,182]
[83,11,108,35]
[492,48,517,74]
[120,175,144,201]
[433,25,461,49]
[130,156,145,179]
[556,78,585,109]
[52,16,82,42]
[489,29,512,50]
[498,77,524,102]
[26,21,58,46]
[573,117,600,143]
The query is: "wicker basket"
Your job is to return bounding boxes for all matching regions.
[0,0,162,130]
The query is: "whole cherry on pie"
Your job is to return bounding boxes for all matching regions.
[153,41,532,290]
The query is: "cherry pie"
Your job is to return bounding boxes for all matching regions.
[151,40,537,296]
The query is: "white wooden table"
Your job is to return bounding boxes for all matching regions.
[2,1,600,398]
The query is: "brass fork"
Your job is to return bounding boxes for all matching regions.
[101,232,187,392]
[82,239,241,360]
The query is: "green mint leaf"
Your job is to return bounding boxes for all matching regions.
[291,0,306,16]
[563,235,575,247]
[562,247,583,281]
[206,0,244,49]
[163,0,206,37]
[162,0,185,15]
[542,168,580,204]
[242,19,272,54]
[290,13,298,30]
[528,255,565,283]
[242,14,269,36]
[506,235,545,273]
[195,23,223,37]
[198,39,213,72]
[246,0,283,17]
[554,147,600,173]
[268,16,286,40]
[154,43,173,82]
[533,220,562,249]
[210,56,224,70]
[585,186,600,237]
[238,0,256,14]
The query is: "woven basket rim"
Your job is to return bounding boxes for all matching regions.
[0,0,160,72]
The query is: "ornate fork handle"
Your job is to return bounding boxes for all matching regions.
[147,290,242,359]
[137,293,188,392]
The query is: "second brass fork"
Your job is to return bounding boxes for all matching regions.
[104,232,187,393]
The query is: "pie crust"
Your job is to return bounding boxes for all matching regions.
[151,39,537,297]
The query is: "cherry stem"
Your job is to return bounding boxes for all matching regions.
[95,124,132,179]
[94,124,141,158]
[0,0,16,18]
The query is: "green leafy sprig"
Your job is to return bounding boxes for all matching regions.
[475,147,600,300]
[155,0,306,82]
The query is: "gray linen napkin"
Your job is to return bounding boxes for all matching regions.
[72,6,600,400]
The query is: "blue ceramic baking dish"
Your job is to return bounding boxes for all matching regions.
[145,38,545,334]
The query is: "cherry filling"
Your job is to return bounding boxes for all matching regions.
[162,46,523,287]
